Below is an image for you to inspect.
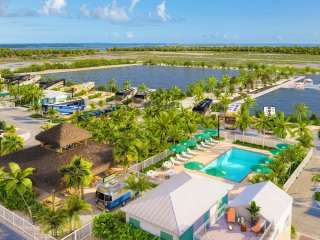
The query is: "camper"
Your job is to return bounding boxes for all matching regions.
[96,175,133,211]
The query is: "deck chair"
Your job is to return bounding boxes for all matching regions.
[251,218,266,234]
[227,208,236,223]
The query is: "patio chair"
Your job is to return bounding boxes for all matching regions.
[181,151,193,158]
[171,159,183,166]
[186,148,197,155]
[200,142,211,148]
[227,208,236,223]
[251,218,266,234]
[176,155,189,162]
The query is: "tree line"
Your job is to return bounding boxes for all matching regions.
[109,45,320,55]
[0,48,97,58]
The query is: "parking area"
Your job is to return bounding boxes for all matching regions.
[0,107,45,148]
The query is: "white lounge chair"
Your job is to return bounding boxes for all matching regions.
[176,155,189,162]
[200,142,211,148]
[186,148,197,155]
[182,151,193,158]
[171,159,183,166]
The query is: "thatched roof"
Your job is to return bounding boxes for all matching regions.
[35,123,92,148]
[0,141,113,193]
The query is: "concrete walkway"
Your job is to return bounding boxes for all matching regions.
[287,131,320,240]
[0,107,45,148]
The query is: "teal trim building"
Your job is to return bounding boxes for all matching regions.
[122,172,233,240]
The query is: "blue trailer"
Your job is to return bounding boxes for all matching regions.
[95,175,133,211]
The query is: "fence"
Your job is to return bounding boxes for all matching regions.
[129,149,171,172]
[283,148,314,191]
[0,203,55,240]
[231,133,295,149]
[61,221,93,240]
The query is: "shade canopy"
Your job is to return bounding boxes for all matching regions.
[203,129,218,137]
[269,149,282,155]
[251,164,272,174]
[276,143,291,150]
[184,161,205,170]
[170,144,187,154]
[181,139,198,148]
[195,133,211,141]
[261,157,274,164]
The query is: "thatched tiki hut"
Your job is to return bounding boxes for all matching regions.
[36,123,92,152]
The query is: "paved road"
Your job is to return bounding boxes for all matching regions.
[288,131,320,240]
[0,107,45,148]
[0,223,25,240]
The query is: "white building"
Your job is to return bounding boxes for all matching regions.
[122,172,233,240]
[229,181,293,240]
[41,90,72,105]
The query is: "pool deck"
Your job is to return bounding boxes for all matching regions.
[173,141,272,186]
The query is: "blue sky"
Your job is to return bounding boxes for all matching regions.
[0,0,320,44]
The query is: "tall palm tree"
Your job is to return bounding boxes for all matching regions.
[106,79,118,92]
[123,80,131,90]
[1,163,34,220]
[218,93,231,117]
[255,112,271,147]
[64,195,91,232]
[236,106,252,139]
[273,112,293,141]
[40,205,67,237]
[293,103,309,123]
[60,156,93,198]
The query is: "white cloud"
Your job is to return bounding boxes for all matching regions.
[86,0,129,23]
[126,32,134,39]
[129,0,140,12]
[40,0,66,16]
[156,1,170,22]
[80,4,90,17]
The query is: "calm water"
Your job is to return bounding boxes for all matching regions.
[44,65,238,89]
[252,74,320,116]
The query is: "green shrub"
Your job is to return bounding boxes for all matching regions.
[315,192,320,201]
[291,225,297,239]
[93,212,159,240]
[88,92,102,99]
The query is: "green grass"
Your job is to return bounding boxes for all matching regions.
[233,140,274,150]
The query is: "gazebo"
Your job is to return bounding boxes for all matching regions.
[36,123,92,152]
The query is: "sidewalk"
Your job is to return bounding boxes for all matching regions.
[287,132,320,240]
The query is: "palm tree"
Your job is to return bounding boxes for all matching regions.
[64,195,91,232]
[236,106,252,139]
[218,93,231,117]
[47,108,59,123]
[1,163,34,220]
[106,79,118,93]
[273,112,293,141]
[292,121,313,147]
[125,173,152,196]
[138,83,148,92]
[293,103,309,122]
[246,201,261,224]
[255,112,271,147]
[0,134,24,156]
[123,80,131,90]
[60,156,93,198]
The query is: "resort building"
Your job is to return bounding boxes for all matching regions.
[122,172,293,240]
[41,90,72,105]
[122,172,233,240]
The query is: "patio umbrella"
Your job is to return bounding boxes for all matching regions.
[204,129,218,137]
[195,133,211,141]
[169,144,187,154]
[251,164,272,174]
[261,157,274,164]
[181,139,198,148]
[184,161,205,170]
[269,149,282,155]
[276,143,291,150]
[205,168,226,177]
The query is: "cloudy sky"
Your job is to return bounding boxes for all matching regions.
[0,0,320,44]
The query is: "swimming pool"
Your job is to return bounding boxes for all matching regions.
[201,147,268,182]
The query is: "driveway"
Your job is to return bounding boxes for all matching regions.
[0,107,46,148]
[287,130,320,240]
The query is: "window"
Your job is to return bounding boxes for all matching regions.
[129,217,140,228]
[160,231,173,240]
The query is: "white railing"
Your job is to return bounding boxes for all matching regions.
[129,150,171,172]
[231,133,295,149]
[283,148,314,191]
[0,204,55,240]
[60,221,93,240]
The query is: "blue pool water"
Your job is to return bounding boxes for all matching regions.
[201,148,267,182]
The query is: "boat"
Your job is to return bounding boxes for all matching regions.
[192,98,213,114]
